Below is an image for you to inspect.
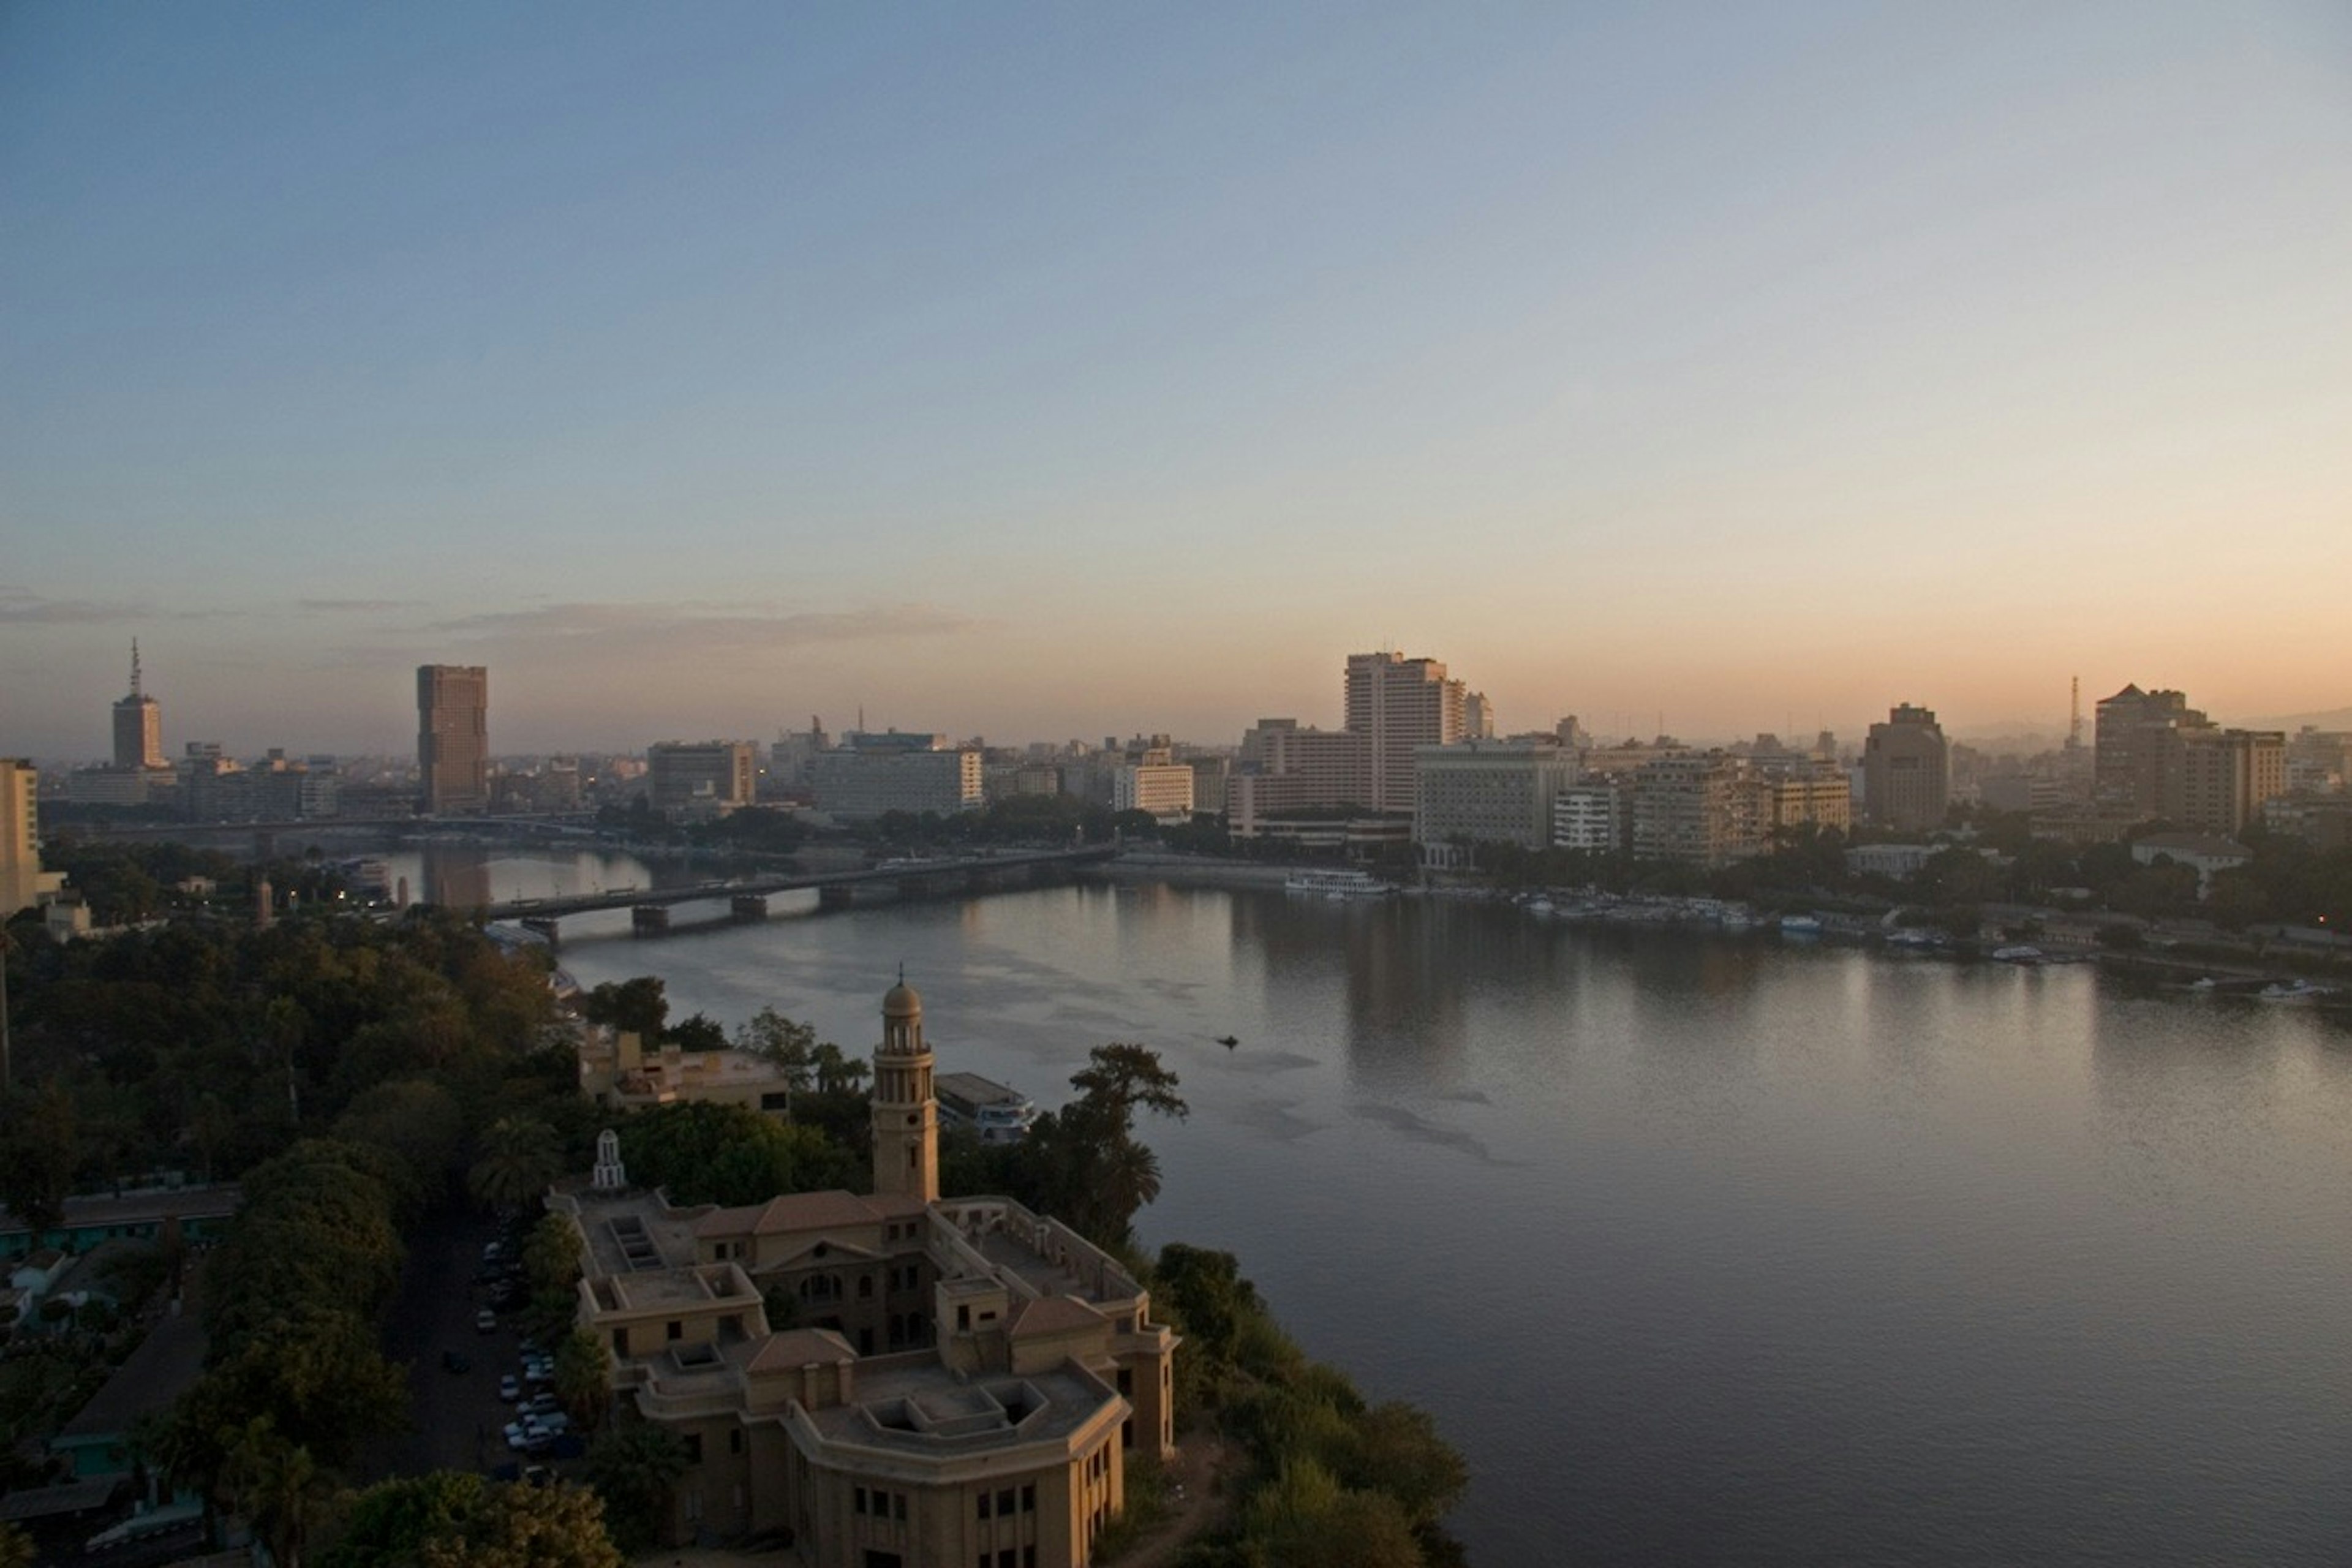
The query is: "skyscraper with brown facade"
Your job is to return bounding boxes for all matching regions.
[1862,703,1950,830]
[416,664,489,814]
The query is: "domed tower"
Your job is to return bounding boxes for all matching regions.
[871,976,939,1203]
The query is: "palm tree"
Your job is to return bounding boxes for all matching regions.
[468,1115,563,1210]
[554,1329,614,1432]
[222,1419,328,1568]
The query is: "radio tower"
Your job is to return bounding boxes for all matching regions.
[2066,676,2082,750]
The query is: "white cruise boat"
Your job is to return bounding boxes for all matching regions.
[1284,869,1400,899]
[935,1072,1038,1144]
[2258,979,2332,1003]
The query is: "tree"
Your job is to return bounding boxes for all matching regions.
[810,1041,868,1095]
[328,1473,622,1568]
[735,1008,814,1092]
[584,1424,690,1553]
[469,1116,564,1210]
[420,1482,623,1568]
[1238,1459,1423,1568]
[614,1099,853,1206]
[324,1472,490,1568]
[221,1417,330,1568]
[521,1212,584,1297]
[0,1077,78,1239]
[1335,1402,1468,1529]
[0,1521,33,1568]
[553,1329,613,1432]
[1022,1044,1188,1246]
[666,1012,728,1054]
[581,978,668,1043]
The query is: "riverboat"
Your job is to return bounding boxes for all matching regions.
[1283,869,1400,899]
[934,1071,1038,1144]
[2257,979,2332,1003]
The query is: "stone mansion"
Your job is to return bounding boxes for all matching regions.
[549,981,1180,1568]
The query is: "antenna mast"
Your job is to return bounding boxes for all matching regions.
[129,638,143,698]
[2068,676,2081,748]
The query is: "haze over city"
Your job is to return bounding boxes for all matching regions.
[6,2,2350,757]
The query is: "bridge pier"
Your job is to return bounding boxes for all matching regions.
[631,905,671,937]
[818,884,856,911]
[522,916,562,948]
[730,894,769,923]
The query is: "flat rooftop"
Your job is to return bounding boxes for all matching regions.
[801,1352,1114,1456]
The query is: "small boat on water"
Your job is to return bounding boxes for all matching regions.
[1216,1035,1238,1048]
[2258,979,2332,1003]
[1992,945,2046,965]
[1777,914,1823,937]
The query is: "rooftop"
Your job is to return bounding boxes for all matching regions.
[801,1352,1117,1456]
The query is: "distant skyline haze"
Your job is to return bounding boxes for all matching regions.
[4,2,2348,757]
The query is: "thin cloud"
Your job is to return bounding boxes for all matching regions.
[298,598,421,613]
[0,584,147,623]
[423,601,978,647]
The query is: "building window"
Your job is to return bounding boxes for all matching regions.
[855,1487,868,1516]
[666,1319,683,1341]
[1123,1419,1134,1449]
[997,1490,1014,1518]
[1020,1484,1035,1513]
[978,1492,991,1520]
[894,1493,907,1521]
[612,1329,627,1357]
[729,1428,744,1455]
[999,1551,1016,1568]
[1117,1368,1132,1395]
[859,1275,874,1299]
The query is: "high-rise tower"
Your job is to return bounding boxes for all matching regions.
[1861,703,1951,830]
[416,665,489,814]
[1,759,40,919]
[870,977,939,1203]
[112,641,163,770]
[1344,650,1466,814]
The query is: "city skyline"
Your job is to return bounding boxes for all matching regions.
[6,4,2350,756]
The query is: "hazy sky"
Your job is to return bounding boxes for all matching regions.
[6,2,2349,759]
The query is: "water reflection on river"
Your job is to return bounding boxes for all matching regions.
[537,876,2352,1567]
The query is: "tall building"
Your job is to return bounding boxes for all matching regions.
[417,665,489,814]
[549,983,1178,1562]
[2095,685,2203,817]
[647,741,756,816]
[2,759,42,918]
[1344,652,1466,814]
[2165,728,2286,836]
[111,641,163,770]
[1861,704,1950,830]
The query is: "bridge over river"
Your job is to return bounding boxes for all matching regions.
[489,845,1117,943]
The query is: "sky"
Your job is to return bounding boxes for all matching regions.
[4,2,2350,760]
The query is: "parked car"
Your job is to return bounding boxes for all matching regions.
[498,1374,521,1401]
[474,1308,496,1333]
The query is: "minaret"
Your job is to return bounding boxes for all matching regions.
[870,975,938,1203]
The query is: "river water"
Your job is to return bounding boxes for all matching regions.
[475,851,2352,1566]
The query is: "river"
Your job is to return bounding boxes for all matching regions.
[473,851,2352,1566]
